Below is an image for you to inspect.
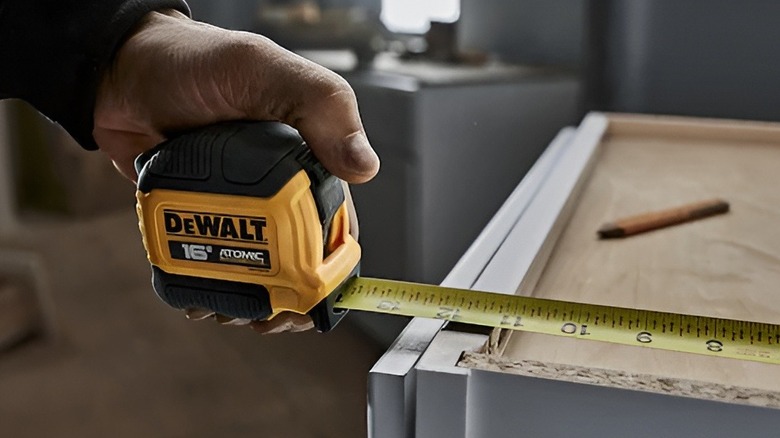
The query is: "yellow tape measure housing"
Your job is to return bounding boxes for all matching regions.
[336,277,780,365]
[135,121,361,332]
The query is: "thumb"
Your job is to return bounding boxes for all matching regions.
[290,85,380,184]
[255,50,379,183]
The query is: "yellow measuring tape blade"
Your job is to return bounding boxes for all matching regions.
[335,277,780,365]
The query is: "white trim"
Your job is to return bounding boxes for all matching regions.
[443,127,577,290]
[474,113,607,294]
[368,318,446,438]
[414,331,486,438]
[368,126,579,437]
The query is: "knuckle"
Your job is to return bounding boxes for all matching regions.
[315,74,358,109]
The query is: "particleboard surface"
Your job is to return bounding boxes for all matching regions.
[466,115,780,407]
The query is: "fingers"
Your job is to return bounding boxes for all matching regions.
[293,99,380,184]
[214,314,252,325]
[93,128,164,182]
[185,308,315,334]
[184,308,215,320]
[249,313,315,334]
[96,11,379,184]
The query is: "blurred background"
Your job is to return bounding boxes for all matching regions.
[1,0,779,436]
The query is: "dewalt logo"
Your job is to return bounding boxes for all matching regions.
[163,210,267,242]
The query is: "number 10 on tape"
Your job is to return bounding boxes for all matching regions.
[336,277,780,365]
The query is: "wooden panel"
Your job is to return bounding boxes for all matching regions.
[477,114,780,406]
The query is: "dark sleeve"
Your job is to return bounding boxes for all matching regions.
[0,0,191,150]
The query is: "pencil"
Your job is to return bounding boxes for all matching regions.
[597,198,730,239]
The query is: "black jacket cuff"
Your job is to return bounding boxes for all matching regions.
[0,0,191,150]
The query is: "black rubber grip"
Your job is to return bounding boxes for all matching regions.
[152,266,273,321]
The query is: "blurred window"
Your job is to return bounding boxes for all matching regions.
[381,0,459,34]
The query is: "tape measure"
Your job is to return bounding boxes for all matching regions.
[135,121,359,332]
[135,121,780,365]
[336,277,780,365]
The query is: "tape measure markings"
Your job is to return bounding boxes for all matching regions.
[335,277,780,365]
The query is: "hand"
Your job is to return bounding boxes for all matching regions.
[95,10,379,183]
[96,10,379,333]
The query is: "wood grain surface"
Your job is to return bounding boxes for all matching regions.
[499,115,780,402]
